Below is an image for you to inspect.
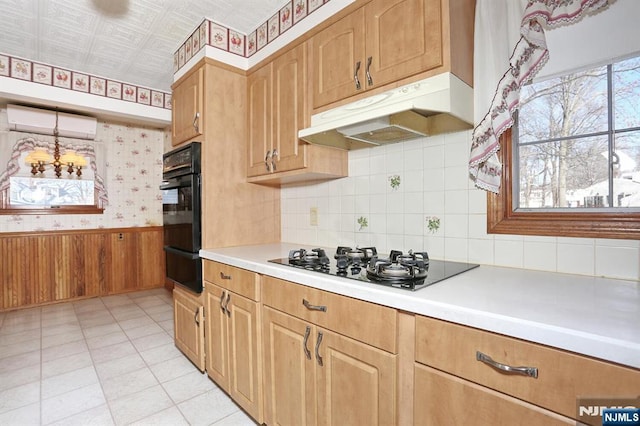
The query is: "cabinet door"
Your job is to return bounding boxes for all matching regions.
[204,282,229,390]
[272,43,308,173]
[414,364,574,426]
[365,0,443,89]
[311,9,366,109]
[173,286,205,371]
[316,328,396,426]
[263,306,317,426]
[247,63,273,177]
[172,67,204,146]
[227,292,262,422]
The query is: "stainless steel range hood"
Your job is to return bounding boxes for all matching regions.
[298,73,473,150]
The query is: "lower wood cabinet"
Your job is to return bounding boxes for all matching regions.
[203,262,263,423]
[173,285,205,371]
[262,277,397,426]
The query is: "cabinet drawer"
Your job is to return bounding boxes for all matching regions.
[415,315,640,421]
[203,260,260,301]
[414,364,573,425]
[262,275,397,353]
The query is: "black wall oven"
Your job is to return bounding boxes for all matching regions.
[160,142,203,293]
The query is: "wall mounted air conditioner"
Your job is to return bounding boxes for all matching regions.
[6,104,97,140]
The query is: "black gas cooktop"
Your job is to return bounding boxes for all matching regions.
[268,247,479,291]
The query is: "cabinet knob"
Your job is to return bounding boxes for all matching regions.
[271,149,278,172]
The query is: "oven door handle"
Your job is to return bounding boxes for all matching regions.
[163,246,200,259]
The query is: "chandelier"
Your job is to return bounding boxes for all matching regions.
[24,111,87,178]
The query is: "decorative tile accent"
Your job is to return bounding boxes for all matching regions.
[210,22,228,50]
[33,63,52,85]
[11,58,31,80]
[309,0,324,14]
[172,1,333,75]
[247,31,257,57]
[257,23,267,51]
[164,94,172,109]
[229,30,244,56]
[72,72,89,92]
[107,80,122,99]
[53,68,71,89]
[280,3,293,33]
[123,84,136,102]
[90,77,106,96]
[293,0,308,24]
[267,14,279,42]
[137,88,150,105]
[151,91,164,108]
[0,54,8,77]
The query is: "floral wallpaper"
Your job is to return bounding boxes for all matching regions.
[0,108,167,232]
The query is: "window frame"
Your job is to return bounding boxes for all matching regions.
[487,128,640,240]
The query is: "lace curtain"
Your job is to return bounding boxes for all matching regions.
[469,0,614,193]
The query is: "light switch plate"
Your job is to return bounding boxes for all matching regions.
[310,207,318,226]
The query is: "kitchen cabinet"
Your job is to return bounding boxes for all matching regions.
[262,275,397,426]
[203,260,263,423]
[173,285,205,371]
[171,66,204,146]
[311,0,474,109]
[413,315,640,426]
[247,43,347,185]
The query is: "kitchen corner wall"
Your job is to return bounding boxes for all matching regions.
[281,130,640,282]
[0,107,167,232]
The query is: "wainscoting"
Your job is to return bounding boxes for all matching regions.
[0,227,165,311]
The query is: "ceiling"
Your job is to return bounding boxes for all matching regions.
[0,0,286,93]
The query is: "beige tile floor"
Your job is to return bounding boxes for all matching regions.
[0,288,257,426]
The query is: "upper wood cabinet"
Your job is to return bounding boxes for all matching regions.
[172,67,204,146]
[248,44,307,177]
[247,44,348,185]
[311,0,473,109]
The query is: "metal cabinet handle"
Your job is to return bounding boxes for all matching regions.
[224,292,231,317]
[220,271,232,280]
[193,112,200,132]
[302,299,327,312]
[265,150,272,172]
[220,291,226,314]
[365,56,373,86]
[315,331,323,366]
[194,308,200,326]
[271,149,278,172]
[354,61,362,90]
[476,351,538,379]
[303,326,312,360]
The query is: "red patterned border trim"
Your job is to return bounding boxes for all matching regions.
[0,54,171,111]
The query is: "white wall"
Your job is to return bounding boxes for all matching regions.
[281,130,640,281]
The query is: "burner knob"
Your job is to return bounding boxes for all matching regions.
[336,255,349,269]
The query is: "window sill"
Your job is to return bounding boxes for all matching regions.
[0,206,104,215]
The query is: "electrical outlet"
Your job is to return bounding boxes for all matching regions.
[310,207,318,226]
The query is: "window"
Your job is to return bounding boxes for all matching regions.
[488,55,640,239]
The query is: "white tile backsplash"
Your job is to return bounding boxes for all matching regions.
[281,130,640,281]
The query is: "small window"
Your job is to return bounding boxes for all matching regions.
[514,55,640,211]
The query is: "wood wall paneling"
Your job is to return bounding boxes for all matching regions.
[0,227,165,311]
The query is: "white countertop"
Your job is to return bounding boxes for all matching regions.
[200,243,640,370]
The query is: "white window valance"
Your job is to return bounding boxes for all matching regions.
[469,0,615,193]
